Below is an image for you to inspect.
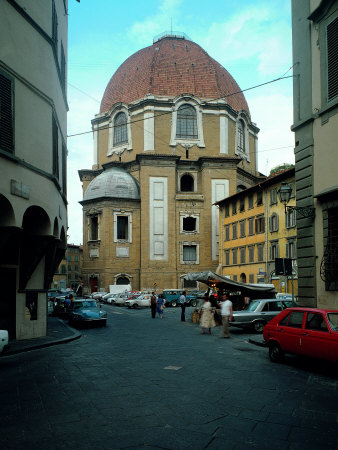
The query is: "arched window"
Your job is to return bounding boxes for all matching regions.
[180,174,194,192]
[237,119,245,153]
[113,112,128,146]
[116,276,129,285]
[176,105,197,139]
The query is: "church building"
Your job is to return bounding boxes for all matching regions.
[79,33,264,293]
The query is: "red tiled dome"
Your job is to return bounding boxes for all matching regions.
[100,37,249,114]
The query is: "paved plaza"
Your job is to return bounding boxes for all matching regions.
[0,306,337,449]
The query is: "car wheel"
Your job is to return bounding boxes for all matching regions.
[269,342,284,363]
[190,299,197,307]
[133,303,138,308]
[252,320,265,333]
[171,301,177,307]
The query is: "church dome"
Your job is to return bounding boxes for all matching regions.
[83,167,140,202]
[100,35,249,114]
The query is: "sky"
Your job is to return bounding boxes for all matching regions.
[66,0,294,245]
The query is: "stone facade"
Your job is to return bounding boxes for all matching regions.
[291,0,338,308]
[79,34,263,293]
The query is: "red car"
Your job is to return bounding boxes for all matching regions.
[263,307,338,363]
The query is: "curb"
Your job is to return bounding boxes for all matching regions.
[2,319,82,357]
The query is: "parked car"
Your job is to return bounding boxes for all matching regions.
[91,292,108,301]
[104,293,119,304]
[112,293,130,306]
[230,298,297,333]
[68,299,107,327]
[162,289,198,307]
[125,294,151,308]
[263,307,338,363]
[0,330,9,355]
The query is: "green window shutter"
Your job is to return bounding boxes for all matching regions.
[0,72,14,153]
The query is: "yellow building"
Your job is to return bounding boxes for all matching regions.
[79,33,264,293]
[217,168,298,295]
[52,244,83,291]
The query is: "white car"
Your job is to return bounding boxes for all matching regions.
[125,294,151,308]
[0,330,9,354]
[112,293,130,306]
[105,293,121,304]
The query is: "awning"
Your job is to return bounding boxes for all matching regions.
[184,271,276,298]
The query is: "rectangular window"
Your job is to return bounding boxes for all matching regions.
[182,216,197,232]
[117,216,128,240]
[257,244,264,262]
[327,16,338,102]
[249,274,254,284]
[67,255,71,262]
[248,245,254,263]
[0,71,14,153]
[233,274,238,281]
[225,204,230,218]
[248,193,254,209]
[270,188,277,205]
[52,0,58,46]
[74,265,78,271]
[232,248,238,265]
[240,220,246,238]
[240,197,245,212]
[183,245,197,262]
[270,242,279,261]
[232,201,237,215]
[248,218,254,235]
[61,42,66,92]
[286,240,296,259]
[240,247,246,264]
[286,210,296,228]
[225,225,230,241]
[90,216,98,240]
[225,250,230,265]
[269,214,279,232]
[74,255,78,262]
[257,191,263,206]
[68,264,71,271]
[52,115,59,178]
[255,216,265,234]
[232,223,238,239]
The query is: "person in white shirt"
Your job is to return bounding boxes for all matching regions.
[219,294,233,338]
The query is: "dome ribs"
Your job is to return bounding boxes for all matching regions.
[100,37,249,114]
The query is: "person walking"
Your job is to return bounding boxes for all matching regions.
[219,294,233,338]
[150,292,157,319]
[200,295,216,335]
[157,294,165,318]
[180,291,186,322]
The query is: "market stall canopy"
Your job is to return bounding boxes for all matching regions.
[184,271,277,299]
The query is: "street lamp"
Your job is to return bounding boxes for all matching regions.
[277,182,315,218]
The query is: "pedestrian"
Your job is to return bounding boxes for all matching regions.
[180,291,186,322]
[64,295,71,309]
[157,293,165,318]
[150,292,157,319]
[219,294,233,338]
[200,295,216,335]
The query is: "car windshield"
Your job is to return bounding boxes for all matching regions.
[327,313,338,331]
[73,301,97,309]
[243,300,260,312]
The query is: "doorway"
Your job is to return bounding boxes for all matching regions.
[0,268,16,339]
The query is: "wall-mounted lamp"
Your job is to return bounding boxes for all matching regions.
[277,182,315,218]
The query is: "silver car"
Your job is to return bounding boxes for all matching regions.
[230,298,297,333]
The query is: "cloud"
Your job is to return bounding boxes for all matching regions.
[199,4,291,79]
[129,0,183,45]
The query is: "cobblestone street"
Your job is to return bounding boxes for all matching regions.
[0,306,337,449]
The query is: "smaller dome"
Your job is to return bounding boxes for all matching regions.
[83,167,140,202]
